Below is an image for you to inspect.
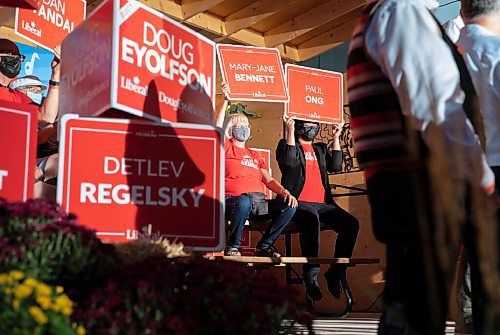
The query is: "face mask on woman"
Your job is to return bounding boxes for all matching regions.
[232,126,250,142]
[296,125,318,141]
[0,55,22,78]
[26,91,42,105]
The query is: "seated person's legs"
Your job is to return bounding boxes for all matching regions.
[318,203,359,298]
[293,201,323,300]
[255,199,296,257]
[41,153,58,184]
[225,195,252,255]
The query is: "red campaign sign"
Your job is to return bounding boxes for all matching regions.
[217,44,288,102]
[57,115,224,251]
[15,0,86,51]
[285,64,343,124]
[60,0,216,125]
[0,101,37,201]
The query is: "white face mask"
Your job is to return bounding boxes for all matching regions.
[26,91,43,105]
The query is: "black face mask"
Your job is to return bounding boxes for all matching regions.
[296,126,318,141]
[0,56,22,78]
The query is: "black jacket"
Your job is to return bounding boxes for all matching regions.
[276,139,342,205]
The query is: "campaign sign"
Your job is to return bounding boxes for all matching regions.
[15,0,86,51]
[285,64,343,124]
[0,101,37,201]
[15,42,54,97]
[60,0,216,125]
[217,44,288,102]
[57,115,224,251]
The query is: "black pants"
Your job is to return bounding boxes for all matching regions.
[367,170,450,335]
[293,201,359,281]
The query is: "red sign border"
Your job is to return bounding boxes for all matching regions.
[0,103,36,201]
[110,0,217,123]
[14,0,87,52]
[216,43,289,103]
[57,114,225,251]
[284,63,344,124]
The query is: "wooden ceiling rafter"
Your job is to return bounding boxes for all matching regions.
[0,0,367,62]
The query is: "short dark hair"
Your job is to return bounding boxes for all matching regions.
[461,0,500,19]
[0,38,20,55]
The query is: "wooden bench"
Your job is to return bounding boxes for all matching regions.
[207,254,379,317]
[219,218,379,317]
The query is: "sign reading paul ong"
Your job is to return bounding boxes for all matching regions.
[285,64,343,124]
[60,0,216,125]
[0,101,37,202]
[57,115,224,251]
[15,0,86,51]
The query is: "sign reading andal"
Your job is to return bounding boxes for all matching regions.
[0,101,37,202]
[57,115,224,251]
[15,0,86,51]
[285,64,343,124]
[217,44,288,102]
[60,0,216,125]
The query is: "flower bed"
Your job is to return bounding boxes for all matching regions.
[0,199,313,334]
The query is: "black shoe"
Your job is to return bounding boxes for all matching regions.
[254,248,281,258]
[324,268,342,299]
[304,280,323,301]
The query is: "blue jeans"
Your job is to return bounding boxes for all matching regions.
[225,195,296,250]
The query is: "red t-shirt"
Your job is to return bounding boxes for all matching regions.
[0,87,32,104]
[298,143,324,203]
[225,139,266,196]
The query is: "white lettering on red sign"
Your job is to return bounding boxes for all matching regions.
[37,0,75,34]
[120,21,212,97]
[305,84,324,105]
[0,170,8,190]
[230,63,276,84]
[78,156,204,207]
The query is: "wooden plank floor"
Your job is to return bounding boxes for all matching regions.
[293,318,456,334]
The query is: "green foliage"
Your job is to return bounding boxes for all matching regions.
[0,270,85,335]
[227,102,260,118]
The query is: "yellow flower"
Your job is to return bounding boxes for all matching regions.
[76,326,86,335]
[28,306,48,325]
[55,286,64,294]
[9,270,24,281]
[24,277,38,288]
[13,284,33,299]
[36,295,52,310]
[0,274,10,284]
[54,294,74,316]
[35,283,52,297]
[12,299,20,310]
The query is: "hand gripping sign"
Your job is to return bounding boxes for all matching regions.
[285,64,344,124]
[0,101,37,201]
[217,44,289,103]
[57,115,224,251]
[15,0,86,51]
[60,0,216,125]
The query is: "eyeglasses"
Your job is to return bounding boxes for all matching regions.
[20,86,43,94]
[0,54,26,62]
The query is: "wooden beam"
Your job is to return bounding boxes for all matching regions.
[181,0,224,20]
[297,18,357,61]
[0,26,37,46]
[224,0,290,35]
[0,6,14,28]
[264,0,366,47]
[138,0,303,61]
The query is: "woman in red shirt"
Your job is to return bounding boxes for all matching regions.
[216,86,298,256]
